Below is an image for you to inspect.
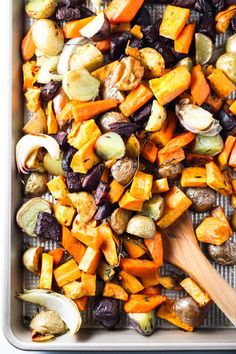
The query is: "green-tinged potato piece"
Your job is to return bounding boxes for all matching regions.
[128,311,156,336]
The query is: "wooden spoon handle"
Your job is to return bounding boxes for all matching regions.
[181,246,236,327]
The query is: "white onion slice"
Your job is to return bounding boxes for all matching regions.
[16,134,60,174]
[176,100,222,136]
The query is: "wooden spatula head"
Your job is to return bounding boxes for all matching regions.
[161,212,236,327]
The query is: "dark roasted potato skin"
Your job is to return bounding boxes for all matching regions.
[110,32,132,61]
[55,6,81,21]
[154,40,176,65]
[198,16,216,42]
[80,6,95,18]
[174,297,207,327]
[132,102,152,123]
[211,0,226,11]
[34,212,61,241]
[185,187,216,213]
[217,108,236,137]
[93,297,120,329]
[62,147,77,172]
[132,6,151,26]
[208,240,236,265]
[158,163,183,180]
[41,81,61,102]
[66,172,81,193]
[172,0,196,7]
[111,157,138,186]
[82,163,105,191]
[94,202,113,220]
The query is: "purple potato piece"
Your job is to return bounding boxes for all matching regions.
[82,163,105,191]
[129,38,144,49]
[231,16,236,32]
[211,0,225,11]
[217,108,236,137]
[110,32,132,61]
[194,0,214,14]
[93,297,120,329]
[40,81,61,102]
[154,41,176,65]
[132,102,152,122]
[55,6,81,21]
[66,172,81,192]
[128,311,156,336]
[62,147,77,172]
[174,297,207,327]
[34,212,61,241]
[172,0,195,7]
[94,202,113,220]
[54,131,69,151]
[208,240,236,265]
[57,0,85,7]
[198,15,216,42]
[142,24,159,45]
[132,6,151,26]
[94,181,110,206]
[80,6,95,18]
[109,122,138,138]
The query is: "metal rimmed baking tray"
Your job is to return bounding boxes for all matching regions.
[3,0,236,350]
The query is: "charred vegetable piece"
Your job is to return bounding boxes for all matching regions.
[158,163,182,180]
[111,157,138,186]
[208,240,236,265]
[55,6,81,21]
[185,187,216,213]
[198,16,216,43]
[217,108,236,137]
[132,6,151,26]
[62,147,77,172]
[80,12,111,42]
[34,211,61,241]
[194,0,213,14]
[16,198,51,237]
[94,181,110,206]
[41,81,61,102]
[172,0,195,7]
[80,6,95,17]
[132,102,152,122]
[109,208,132,235]
[110,32,132,61]
[154,41,176,65]
[66,172,81,192]
[231,16,236,32]
[25,172,47,196]
[93,297,120,329]
[25,0,57,19]
[109,122,138,138]
[82,163,105,191]
[173,297,207,327]
[211,0,226,12]
[128,311,156,336]
[94,202,113,220]
[54,131,69,151]
[57,0,85,6]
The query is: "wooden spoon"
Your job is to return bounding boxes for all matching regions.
[162,212,236,327]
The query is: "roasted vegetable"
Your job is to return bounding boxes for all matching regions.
[139,47,165,78]
[62,68,100,101]
[145,100,166,132]
[43,152,65,176]
[158,163,182,180]
[18,289,81,335]
[198,15,216,42]
[185,187,216,213]
[93,297,120,329]
[94,202,113,220]
[62,147,77,172]
[216,53,236,84]
[110,32,132,61]
[34,211,61,241]
[22,246,43,274]
[30,310,67,336]
[208,240,236,265]
[16,198,51,237]
[192,134,224,156]
[68,192,96,223]
[159,5,190,40]
[69,44,104,73]
[105,0,144,23]
[208,68,235,98]
[32,20,64,56]
[128,311,156,336]
[180,278,211,307]
[112,56,144,91]
[109,208,132,235]
[98,112,128,133]
[25,0,57,19]
[80,12,111,42]
[124,294,166,313]
[217,108,236,137]
[95,132,126,160]
[111,157,137,186]
[41,80,61,102]
[173,297,207,327]
[140,195,164,221]
[25,172,47,196]
[82,163,105,191]
[226,34,236,53]
[126,215,156,239]
[55,6,81,21]
[205,161,232,196]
